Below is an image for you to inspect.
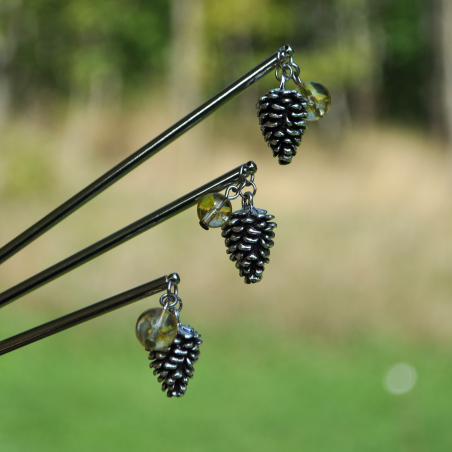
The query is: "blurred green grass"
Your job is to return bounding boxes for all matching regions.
[1,1,451,448]
[2,100,452,451]
[1,318,452,452]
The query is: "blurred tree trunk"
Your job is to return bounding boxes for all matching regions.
[60,70,123,184]
[0,11,17,128]
[432,0,452,150]
[169,0,205,169]
[170,0,204,119]
[343,0,380,124]
[440,0,452,149]
[0,69,10,128]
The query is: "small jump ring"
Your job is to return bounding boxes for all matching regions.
[280,63,293,80]
[237,184,257,200]
[291,62,300,77]
[225,185,240,200]
[160,293,178,309]
[167,279,178,299]
[168,294,179,307]
[241,191,254,208]
[246,180,257,196]
[159,293,169,309]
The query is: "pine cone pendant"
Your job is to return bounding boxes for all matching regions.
[148,324,202,398]
[256,88,308,165]
[221,205,277,284]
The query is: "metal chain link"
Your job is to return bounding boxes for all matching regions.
[275,45,305,90]
[225,162,256,200]
[240,179,257,204]
[241,191,254,208]
[160,276,182,315]
[224,162,257,208]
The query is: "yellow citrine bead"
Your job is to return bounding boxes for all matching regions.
[197,193,232,229]
[300,81,331,121]
[136,308,178,351]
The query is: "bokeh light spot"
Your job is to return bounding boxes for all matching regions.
[383,363,417,395]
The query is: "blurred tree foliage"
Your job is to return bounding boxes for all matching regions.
[376,0,433,124]
[0,0,438,126]
[0,0,170,107]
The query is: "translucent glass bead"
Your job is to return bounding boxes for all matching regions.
[300,81,331,121]
[197,193,232,230]
[136,308,178,351]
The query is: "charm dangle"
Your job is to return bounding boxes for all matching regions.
[197,192,233,230]
[221,172,277,284]
[148,324,202,398]
[196,161,256,230]
[136,274,202,398]
[256,45,331,165]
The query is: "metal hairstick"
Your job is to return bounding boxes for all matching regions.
[224,162,256,200]
[0,45,285,265]
[135,272,202,398]
[0,161,257,309]
[159,274,183,321]
[0,274,177,356]
[257,45,331,165]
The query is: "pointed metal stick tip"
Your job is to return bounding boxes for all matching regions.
[282,44,294,56]
[246,161,258,174]
[167,273,180,284]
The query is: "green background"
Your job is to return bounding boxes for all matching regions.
[1,1,452,451]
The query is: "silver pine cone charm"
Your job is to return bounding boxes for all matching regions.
[221,205,277,284]
[148,324,202,398]
[256,88,308,165]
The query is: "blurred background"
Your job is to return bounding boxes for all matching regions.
[1,0,452,450]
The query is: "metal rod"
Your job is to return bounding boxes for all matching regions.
[0,274,172,356]
[0,47,282,264]
[0,161,257,309]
